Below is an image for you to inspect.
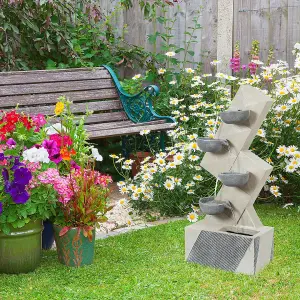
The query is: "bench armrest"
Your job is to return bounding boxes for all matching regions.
[102,65,176,124]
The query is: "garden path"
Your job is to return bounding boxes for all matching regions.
[95,183,184,240]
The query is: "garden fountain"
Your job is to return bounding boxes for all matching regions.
[185,85,274,275]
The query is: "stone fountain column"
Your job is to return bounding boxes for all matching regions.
[185,85,274,275]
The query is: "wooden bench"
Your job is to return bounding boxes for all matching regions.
[0,66,175,141]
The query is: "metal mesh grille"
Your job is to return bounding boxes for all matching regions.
[187,231,252,272]
[253,237,260,273]
[270,239,274,260]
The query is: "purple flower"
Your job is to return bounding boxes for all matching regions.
[242,64,248,71]
[0,202,2,215]
[2,168,9,182]
[9,183,29,204]
[11,157,25,171]
[6,138,16,149]
[42,139,62,164]
[13,167,32,186]
[70,160,80,170]
[50,153,62,164]
[0,153,5,161]
[42,139,58,155]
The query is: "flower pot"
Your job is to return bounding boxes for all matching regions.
[218,171,250,187]
[197,138,229,153]
[0,219,42,274]
[53,225,96,267]
[199,197,231,215]
[130,152,154,176]
[219,109,250,124]
[42,220,54,250]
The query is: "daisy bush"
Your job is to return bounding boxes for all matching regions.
[113,41,300,218]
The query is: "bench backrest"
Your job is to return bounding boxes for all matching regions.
[0,67,128,124]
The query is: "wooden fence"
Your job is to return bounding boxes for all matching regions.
[100,0,300,73]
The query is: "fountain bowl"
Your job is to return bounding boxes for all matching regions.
[220,110,250,124]
[197,138,229,153]
[218,171,250,187]
[199,197,231,215]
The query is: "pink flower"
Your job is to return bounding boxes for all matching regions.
[50,134,73,147]
[230,57,240,73]
[32,114,47,132]
[248,62,258,75]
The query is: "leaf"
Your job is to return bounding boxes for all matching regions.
[7,214,17,223]
[188,50,195,57]
[46,59,57,69]
[97,216,108,223]
[104,205,114,213]
[11,25,19,34]
[1,224,10,235]
[59,226,71,237]
[16,219,25,228]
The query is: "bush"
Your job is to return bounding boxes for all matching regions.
[0,0,149,71]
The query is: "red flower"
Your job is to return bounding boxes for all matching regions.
[3,111,20,124]
[20,116,32,130]
[50,134,73,147]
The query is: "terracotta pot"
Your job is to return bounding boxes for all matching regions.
[0,220,42,274]
[130,152,154,176]
[53,225,95,267]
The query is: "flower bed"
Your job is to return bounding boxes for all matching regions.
[112,41,300,218]
[0,97,117,272]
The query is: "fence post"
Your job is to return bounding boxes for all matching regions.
[217,0,234,74]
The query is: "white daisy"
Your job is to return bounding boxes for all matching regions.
[140,129,150,135]
[187,212,198,223]
[158,68,166,74]
[193,175,203,181]
[164,180,175,190]
[132,74,141,80]
[165,51,176,57]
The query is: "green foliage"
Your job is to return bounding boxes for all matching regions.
[0,0,146,71]
[0,205,299,299]
[0,184,58,235]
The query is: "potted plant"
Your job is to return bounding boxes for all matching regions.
[0,111,58,274]
[44,98,112,267]
[53,167,111,267]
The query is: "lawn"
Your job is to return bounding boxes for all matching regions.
[0,205,299,300]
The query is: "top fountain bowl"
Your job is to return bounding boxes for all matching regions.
[197,138,228,153]
[219,110,250,124]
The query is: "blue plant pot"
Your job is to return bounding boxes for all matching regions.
[42,220,54,250]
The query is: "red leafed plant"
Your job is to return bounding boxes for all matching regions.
[56,165,113,242]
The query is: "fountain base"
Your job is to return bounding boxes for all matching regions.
[185,220,274,275]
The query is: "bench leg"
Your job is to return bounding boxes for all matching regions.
[121,136,129,158]
[160,132,166,151]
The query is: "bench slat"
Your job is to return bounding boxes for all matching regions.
[0,68,111,85]
[84,112,128,124]
[85,120,165,131]
[88,122,176,139]
[0,89,118,108]
[50,112,128,124]
[0,79,115,96]
[8,100,122,115]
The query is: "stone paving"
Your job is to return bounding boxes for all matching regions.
[95,183,184,240]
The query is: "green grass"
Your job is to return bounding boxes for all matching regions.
[1,205,299,300]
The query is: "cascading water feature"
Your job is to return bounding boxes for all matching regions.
[185,85,274,275]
